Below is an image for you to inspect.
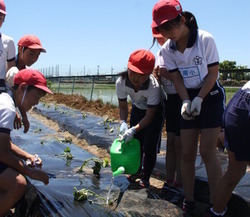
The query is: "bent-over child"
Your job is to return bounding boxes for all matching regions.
[0,69,52,216]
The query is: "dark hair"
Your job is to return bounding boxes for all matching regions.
[155,11,198,33]
[182,11,198,30]
[12,85,46,96]
[117,70,128,80]
[149,37,158,50]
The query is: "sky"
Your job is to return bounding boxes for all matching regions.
[2,0,250,75]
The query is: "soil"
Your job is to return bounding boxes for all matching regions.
[37,93,165,191]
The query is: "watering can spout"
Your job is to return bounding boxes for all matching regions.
[113,166,125,177]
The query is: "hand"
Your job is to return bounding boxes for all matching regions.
[27,167,49,185]
[190,96,203,116]
[121,127,136,143]
[181,100,193,120]
[14,112,22,130]
[153,66,160,79]
[119,120,128,134]
[22,117,30,133]
[26,154,42,167]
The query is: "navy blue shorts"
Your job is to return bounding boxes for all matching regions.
[165,94,181,136]
[130,102,165,180]
[224,89,250,161]
[0,161,8,174]
[181,82,225,129]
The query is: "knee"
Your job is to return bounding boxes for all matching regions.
[199,147,215,162]
[15,175,27,199]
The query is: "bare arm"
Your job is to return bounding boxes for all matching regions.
[0,133,49,184]
[134,107,156,133]
[10,140,33,161]
[118,99,128,122]
[197,65,219,99]
[0,133,31,175]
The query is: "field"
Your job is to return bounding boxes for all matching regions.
[48,81,239,106]
[225,87,240,103]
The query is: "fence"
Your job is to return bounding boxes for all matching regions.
[45,69,250,104]
[38,65,126,77]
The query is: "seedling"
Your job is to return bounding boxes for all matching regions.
[33,127,42,134]
[55,136,72,144]
[82,112,87,119]
[73,187,113,205]
[78,157,109,176]
[55,146,74,160]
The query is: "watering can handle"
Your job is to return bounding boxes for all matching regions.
[121,139,125,153]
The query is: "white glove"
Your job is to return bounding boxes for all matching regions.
[190,96,203,116]
[181,100,193,120]
[121,127,136,143]
[119,120,128,134]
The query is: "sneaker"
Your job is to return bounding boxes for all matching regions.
[170,190,184,205]
[182,199,196,215]
[204,207,225,217]
[127,170,143,182]
[162,182,174,192]
[138,179,150,189]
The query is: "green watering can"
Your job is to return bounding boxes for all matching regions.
[110,138,141,177]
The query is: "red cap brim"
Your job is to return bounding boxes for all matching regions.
[35,84,53,94]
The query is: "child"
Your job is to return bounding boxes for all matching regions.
[6,34,46,133]
[151,29,183,196]
[0,68,52,216]
[206,81,250,216]
[151,0,225,214]
[15,34,46,70]
[116,49,165,188]
[0,0,15,93]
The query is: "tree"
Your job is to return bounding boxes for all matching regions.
[219,60,247,81]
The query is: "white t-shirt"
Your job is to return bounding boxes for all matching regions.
[160,29,219,89]
[116,74,165,110]
[0,33,16,79]
[155,50,177,94]
[0,92,16,133]
[242,80,250,93]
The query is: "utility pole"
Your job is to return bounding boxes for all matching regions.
[97,65,100,76]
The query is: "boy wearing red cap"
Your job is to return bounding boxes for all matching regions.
[5,35,46,133]
[0,0,15,93]
[15,34,46,70]
[151,0,225,215]
[116,49,165,188]
[0,69,52,216]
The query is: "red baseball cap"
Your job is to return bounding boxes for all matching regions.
[18,35,46,53]
[151,0,182,28]
[0,0,6,15]
[14,69,53,94]
[127,49,155,75]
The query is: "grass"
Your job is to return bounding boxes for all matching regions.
[224,87,240,104]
